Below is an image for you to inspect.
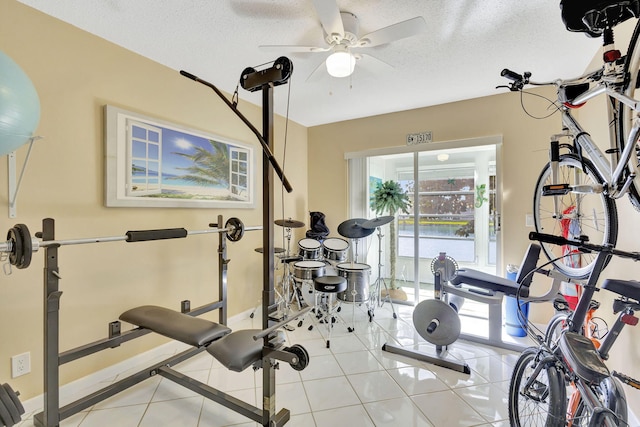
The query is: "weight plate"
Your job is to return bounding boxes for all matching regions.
[0,398,12,427]
[0,384,19,425]
[2,384,24,417]
[286,344,309,371]
[225,217,245,242]
[413,299,461,346]
[15,224,31,269]
[6,227,22,269]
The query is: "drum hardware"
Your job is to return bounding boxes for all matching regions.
[274,218,305,229]
[309,276,347,348]
[336,261,372,333]
[321,237,349,265]
[367,223,398,322]
[337,218,375,263]
[254,247,285,254]
[274,218,304,256]
[297,238,322,260]
[382,252,471,374]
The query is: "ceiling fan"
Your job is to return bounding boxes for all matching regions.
[260,0,427,79]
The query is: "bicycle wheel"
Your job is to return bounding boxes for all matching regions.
[568,377,627,426]
[619,17,640,211]
[509,347,566,427]
[533,154,618,279]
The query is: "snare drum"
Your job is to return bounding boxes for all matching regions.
[336,262,371,303]
[298,238,322,260]
[293,260,326,282]
[322,238,350,263]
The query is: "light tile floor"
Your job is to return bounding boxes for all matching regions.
[16,301,528,427]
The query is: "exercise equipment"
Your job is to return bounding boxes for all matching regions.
[383,252,470,373]
[182,58,298,426]
[17,215,307,427]
[0,218,253,271]
[0,51,40,156]
[0,383,24,427]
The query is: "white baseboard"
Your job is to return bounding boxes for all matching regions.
[19,308,254,415]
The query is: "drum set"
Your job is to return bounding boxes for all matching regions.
[260,215,398,342]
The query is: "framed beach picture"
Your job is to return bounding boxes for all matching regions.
[104,105,255,208]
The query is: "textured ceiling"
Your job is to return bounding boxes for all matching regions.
[16,0,602,127]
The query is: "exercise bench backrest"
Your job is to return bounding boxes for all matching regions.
[515,243,541,288]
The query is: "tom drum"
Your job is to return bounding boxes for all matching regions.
[293,260,326,282]
[322,238,350,264]
[298,238,322,260]
[337,262,371,303]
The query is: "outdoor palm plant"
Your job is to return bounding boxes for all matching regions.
[370,180,412,290]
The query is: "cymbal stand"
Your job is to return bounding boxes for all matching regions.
[368,226,397,321]
[251,226,294,320]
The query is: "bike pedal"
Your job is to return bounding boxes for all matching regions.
[612,371,640,390]
[542,183,571,196]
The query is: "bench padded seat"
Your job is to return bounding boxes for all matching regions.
[451,269,528,298]
[120,305,231,347]
[206,329,263,372]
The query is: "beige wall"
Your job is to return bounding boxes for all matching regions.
[0,0,308,398]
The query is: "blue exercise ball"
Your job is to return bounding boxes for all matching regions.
[0,51,40,156]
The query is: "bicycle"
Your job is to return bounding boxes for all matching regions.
[500,1,640,279]
[509,231,640,426]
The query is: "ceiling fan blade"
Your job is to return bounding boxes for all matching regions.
[259,44,330,53]
[357,16,427,47]
[311,0,344,41]
[305,58,329,82]
[354,54,394,76]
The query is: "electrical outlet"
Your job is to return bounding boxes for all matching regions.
[11,352,30,378]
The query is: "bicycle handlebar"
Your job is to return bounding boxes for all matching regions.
[529,232,640,261]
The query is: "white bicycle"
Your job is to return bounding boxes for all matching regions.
[501,0,640,279]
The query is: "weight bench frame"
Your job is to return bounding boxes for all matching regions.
[32,216,297,427]
[448,243,579,352]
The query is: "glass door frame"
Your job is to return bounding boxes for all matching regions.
[346,135,503,305]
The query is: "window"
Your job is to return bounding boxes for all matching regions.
[128,120,162,196]
[230,147,249,199]
[348,138,500,304]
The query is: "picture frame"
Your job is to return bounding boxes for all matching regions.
[104,105,255,208]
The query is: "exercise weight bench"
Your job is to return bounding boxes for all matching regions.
[448,243,572,351]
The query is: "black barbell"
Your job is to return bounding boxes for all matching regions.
[1,218,258,270]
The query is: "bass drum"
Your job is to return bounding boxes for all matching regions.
[336,262,371,303]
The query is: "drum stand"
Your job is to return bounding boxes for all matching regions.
[368,227,397,321]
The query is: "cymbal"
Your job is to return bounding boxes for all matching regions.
[337,218,376,239]
[274,218,305,228]
[362,216,394,229]
[254,247,286,254]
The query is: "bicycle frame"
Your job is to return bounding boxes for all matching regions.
[558,83,640,200]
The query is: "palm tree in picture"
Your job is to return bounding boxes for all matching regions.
[169,139,230,188]
[370,180,412,294]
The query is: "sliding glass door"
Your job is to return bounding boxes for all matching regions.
[352,140,499,305]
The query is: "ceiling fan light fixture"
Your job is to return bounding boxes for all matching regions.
[326,50,356,78]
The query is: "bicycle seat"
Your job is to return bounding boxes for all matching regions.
[602,278,640,301]
[560,0,640,37]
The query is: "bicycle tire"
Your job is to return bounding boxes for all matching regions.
[533,154,618,279]
[568,376,627,426]
[508,347,566,427]
[619,17,640,212]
